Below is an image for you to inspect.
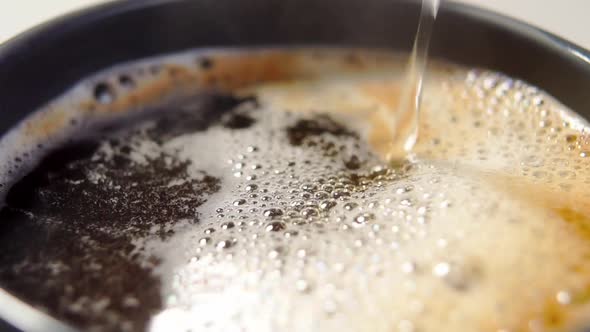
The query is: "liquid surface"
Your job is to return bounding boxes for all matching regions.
[0,49,590,332]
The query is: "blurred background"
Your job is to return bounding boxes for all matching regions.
[0,0,589,49]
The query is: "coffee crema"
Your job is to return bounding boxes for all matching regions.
[1,49,590,332]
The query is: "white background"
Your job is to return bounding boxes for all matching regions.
[0,0,589,49]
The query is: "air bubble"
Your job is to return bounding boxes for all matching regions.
[93,82,115,104]
[319,200,337,210]
[440,200,451,209]
[233,199,246,206]
[301,207,320,218]
[401,261,417,274]
[400,199,413,207]
[263,208,283,217]
[556,290,572,305]
[353,213,375,227]
[219,222,234,230]
[265,221,287,232]
[199,237,211,246]
[314,191,329,199]
[246,184,258,192]
[433,262,451,277]
[321,184,334,192]
[118,75,135,89]
[295,279,311,293]
[198,57,214,69]
[332,189,350,199]
[343,202,358,211]
[301,184,317,192]
[396,186,413,194]
[284,230,298,238]
[216,239,236,250]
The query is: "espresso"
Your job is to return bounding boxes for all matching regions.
[1,49,590,332]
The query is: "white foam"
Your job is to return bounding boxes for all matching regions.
[144,66,590,331]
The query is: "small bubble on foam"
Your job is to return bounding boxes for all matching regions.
[343,202,358,211]
[93,82,115,104]
[353,213,374,227]
[199,237,211,246]
[433,262,451,277]
[245,184,258,192]
[216,238,236,250]
[118,75,135,89]
[263,208,283,217]
[198,57,214,70]
[233,199,246,206]
[265,221,287,232]
[556,290,572,305]
[221,222,235,230]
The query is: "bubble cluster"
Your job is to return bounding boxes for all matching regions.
[404,71,590,252]
[149,68,590,332]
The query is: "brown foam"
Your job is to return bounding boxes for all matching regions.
[246,60,590,331]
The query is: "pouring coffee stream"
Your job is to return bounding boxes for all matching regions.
[388,0,441,160]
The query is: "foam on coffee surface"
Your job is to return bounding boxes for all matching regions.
[1,49,590,332]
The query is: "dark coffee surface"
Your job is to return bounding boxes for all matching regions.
[0,94,256,331]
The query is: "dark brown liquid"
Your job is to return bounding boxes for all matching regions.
[0,94,256,331]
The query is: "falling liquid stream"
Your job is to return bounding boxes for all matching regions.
[388,0,441,160]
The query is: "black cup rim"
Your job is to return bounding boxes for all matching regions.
[2,0,589,73]
[1,0,590,135]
